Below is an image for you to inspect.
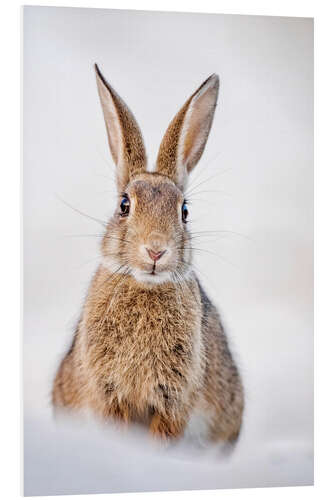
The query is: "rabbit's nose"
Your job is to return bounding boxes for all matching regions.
[146,248,166,262]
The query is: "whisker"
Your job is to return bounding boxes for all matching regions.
[103,234,131,245]
[55,195,108,228]
[185,166,232,198]
[64,233,105,238]
[63,232,132,246]
[176,246,239,269]
[172,268,200,307]
[98,263,129,292]
[185,152,223,191]
[188,230,253,243]
[186,189,231,199]
[174,257,223,298]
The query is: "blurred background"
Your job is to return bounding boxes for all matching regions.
[23,6,313,496]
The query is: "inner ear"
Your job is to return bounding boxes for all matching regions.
[179,83,219,173]
[156,74,219,190]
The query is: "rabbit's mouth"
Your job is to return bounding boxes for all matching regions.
[147,263,163,277]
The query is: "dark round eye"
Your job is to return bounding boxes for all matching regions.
[120,195,130,216]
[182,201,189,223]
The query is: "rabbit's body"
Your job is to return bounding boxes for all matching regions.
[53,265,202,432]
[53,264,242,440]
[52,67,244,442]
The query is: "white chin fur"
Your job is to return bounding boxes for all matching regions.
[101,257,192,285]
[131,269,173,285]
[101,257,173,284]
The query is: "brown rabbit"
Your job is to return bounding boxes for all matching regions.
[52,64,244,442]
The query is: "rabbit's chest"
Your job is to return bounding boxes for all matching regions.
[86,282,202,408]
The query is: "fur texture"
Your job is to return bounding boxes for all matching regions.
[52,66,244,442]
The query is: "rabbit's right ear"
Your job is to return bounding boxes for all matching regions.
[156,75,219,190]
[95,64,147,192]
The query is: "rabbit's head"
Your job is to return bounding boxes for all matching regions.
[95,64,219,284]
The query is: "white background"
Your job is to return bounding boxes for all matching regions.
[1,0,325,495]
[22,5,313,497]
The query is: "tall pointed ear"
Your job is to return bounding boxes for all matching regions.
[95,64,147,192]
[156,74,219,190]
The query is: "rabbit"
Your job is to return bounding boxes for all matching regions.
[52,64,244,443]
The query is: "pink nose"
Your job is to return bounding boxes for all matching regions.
[146,248,166,262]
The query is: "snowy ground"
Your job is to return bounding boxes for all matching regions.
[24,410,312,496]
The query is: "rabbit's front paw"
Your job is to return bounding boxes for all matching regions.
[104,398,131,424]
[149,413,185,440]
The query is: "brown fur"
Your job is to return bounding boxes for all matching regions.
[52,67,244,443]
[95,64,146,190]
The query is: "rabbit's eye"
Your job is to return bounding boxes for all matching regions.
[182,201,189,223]
[120,195,130,216]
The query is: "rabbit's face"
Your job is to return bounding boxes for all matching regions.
[102,173,191,284]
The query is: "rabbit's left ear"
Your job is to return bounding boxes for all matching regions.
[95,64,147,192]
[156,74,219,190]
